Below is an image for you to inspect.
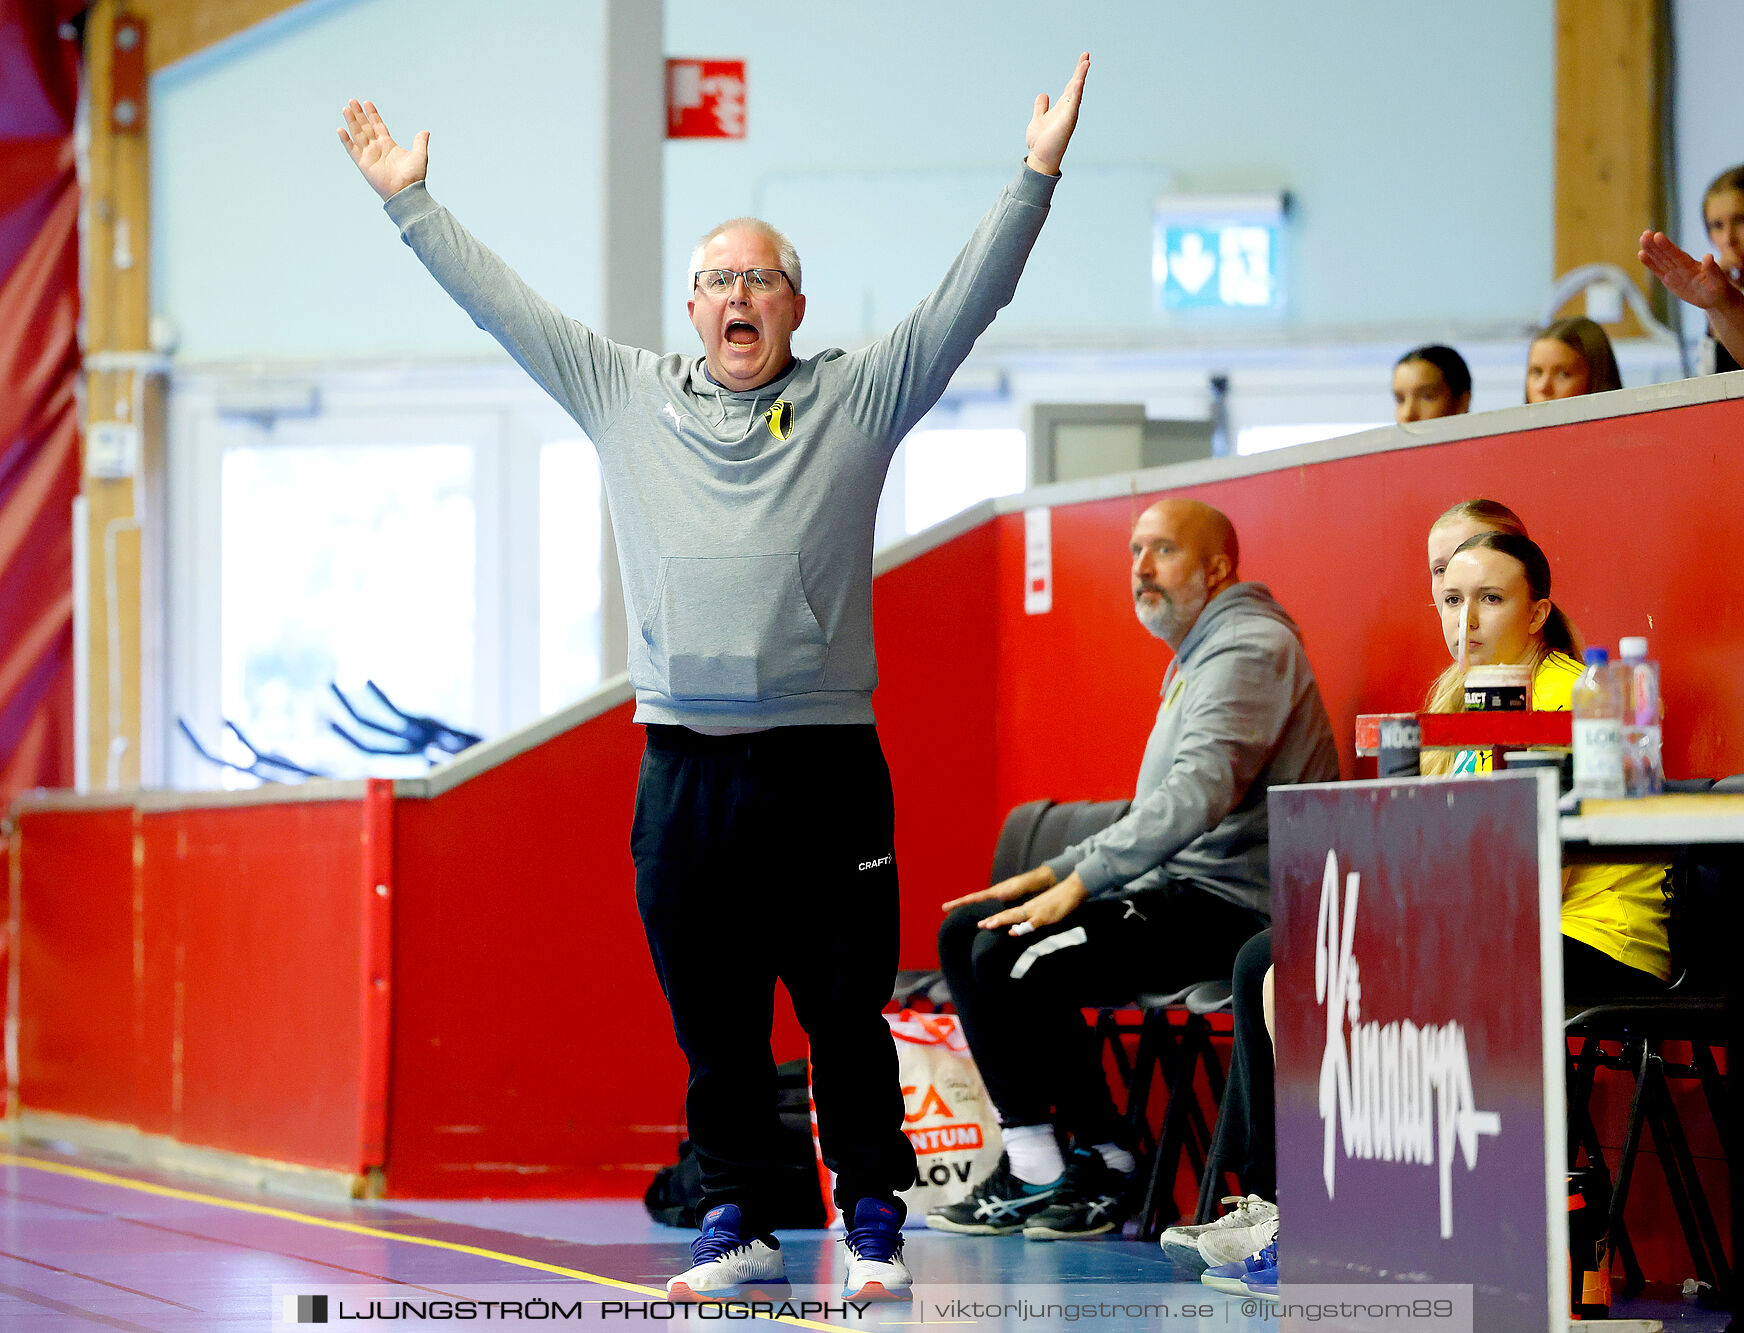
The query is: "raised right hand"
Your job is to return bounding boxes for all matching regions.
[339,99,429,202]
[1639,229,1733,311]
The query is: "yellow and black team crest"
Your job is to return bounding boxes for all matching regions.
[765,399,794,440]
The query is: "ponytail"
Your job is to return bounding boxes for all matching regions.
[1542,604,1581,660]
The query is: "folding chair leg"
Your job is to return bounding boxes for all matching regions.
[1691,1040,1731,1154]
[1178,1042,1210,1184]
[1563,1037,1645,1291]
[1566,1037,1605,1171]
[1641,1059,1731,1296]
[1606,1040,1656,1299]
[1137,1017,1217,1239]
[1136,1112,1174,1241]
[1124,1012,1178,1155]
[1098,1008,1135,1089]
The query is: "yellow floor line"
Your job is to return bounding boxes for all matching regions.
[0,1153,848,1331]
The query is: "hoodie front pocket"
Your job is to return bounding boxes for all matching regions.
[644,554,828,701]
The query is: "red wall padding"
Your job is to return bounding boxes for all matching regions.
[0,0,82,809]
[873,524,1002,969]
[14,807,135,1125]
[386,703,664,1196]
[16,797,384,1172]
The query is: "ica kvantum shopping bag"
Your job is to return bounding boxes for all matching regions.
[811,1010,1003,1225]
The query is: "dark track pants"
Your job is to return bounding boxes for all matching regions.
[1220,927,1275,1200]
[631,724,917,1234]
[937,882,1263,1145]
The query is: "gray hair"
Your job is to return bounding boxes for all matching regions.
[689,217,802,294]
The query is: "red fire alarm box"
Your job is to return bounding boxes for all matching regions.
[666,59,746,139]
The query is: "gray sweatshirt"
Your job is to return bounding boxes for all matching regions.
[385,167,1058,728]
[1043,583,1339,918]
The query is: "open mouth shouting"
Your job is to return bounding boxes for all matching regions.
[686,230,806,390]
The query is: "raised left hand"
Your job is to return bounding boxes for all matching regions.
[1025,52,1090,177]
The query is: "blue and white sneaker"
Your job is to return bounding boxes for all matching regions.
[1201,1234,1278,1296]
[842,1198,912,1302]
[1244,1253,1279,1297]
[926,1153,1060,1234]
[666,1205,789,1302]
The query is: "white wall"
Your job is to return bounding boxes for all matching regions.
[152,0,1556,364]
[151,0,605,361]
[663,2,1556,355]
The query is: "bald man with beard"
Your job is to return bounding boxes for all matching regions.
[928,498,1338,1241]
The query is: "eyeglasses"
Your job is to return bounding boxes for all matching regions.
[693,268,792,297]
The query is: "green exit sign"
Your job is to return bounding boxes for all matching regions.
[1153,193,1288,313]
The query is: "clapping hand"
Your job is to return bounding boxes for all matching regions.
[338,99,429,202]
[1025,52,1090,177]
[1639,230,1736,311]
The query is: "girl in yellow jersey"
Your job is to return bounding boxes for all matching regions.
[1424,530,1670,999]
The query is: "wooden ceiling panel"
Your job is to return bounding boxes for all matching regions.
[142,0,312,73]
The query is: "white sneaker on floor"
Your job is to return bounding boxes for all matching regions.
[666,1204,789,1302]
[1197,1211,1279,1269]
[1159,1195,1277,1273]
[842,1198,912,1302]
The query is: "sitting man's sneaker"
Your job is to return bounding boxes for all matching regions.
[1021,1147,1132,1240]
[1159,1195,1278,1273]
[1201,1234,1279,1296]
[842,1197,912,1301]
[666,1204,788,1302]
[926,1153,1060,1234]
[1196,1207,1279,1270]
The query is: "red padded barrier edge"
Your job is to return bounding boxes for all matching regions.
[16,798,381,1172]
[358,778,395,1169]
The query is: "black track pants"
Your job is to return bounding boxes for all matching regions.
[631,724,918,1234]
[937,882,1263,1145]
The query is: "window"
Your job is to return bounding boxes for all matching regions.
[901,428,1027,534]
[539,441,604,713]
[219,441,479,782]
[168,371,616,790]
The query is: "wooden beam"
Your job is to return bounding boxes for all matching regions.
[82,0,157,789]
[1554,0,1668,335]
[143,0,311,73]
[76,0,309,790]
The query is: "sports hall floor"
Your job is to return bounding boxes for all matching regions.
[2,1145,1730,1332]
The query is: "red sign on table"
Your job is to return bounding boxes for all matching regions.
[666,59,746,139]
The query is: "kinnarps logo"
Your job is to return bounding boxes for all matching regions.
[284,1294,328,1323]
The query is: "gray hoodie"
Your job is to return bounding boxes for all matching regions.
[385,167,1058,728]
[1043,582,1339,919]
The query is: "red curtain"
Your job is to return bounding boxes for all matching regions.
[0,0,83,808]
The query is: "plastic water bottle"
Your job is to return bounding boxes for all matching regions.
[1617,636,1664,796]
[1571,647,1625,801]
